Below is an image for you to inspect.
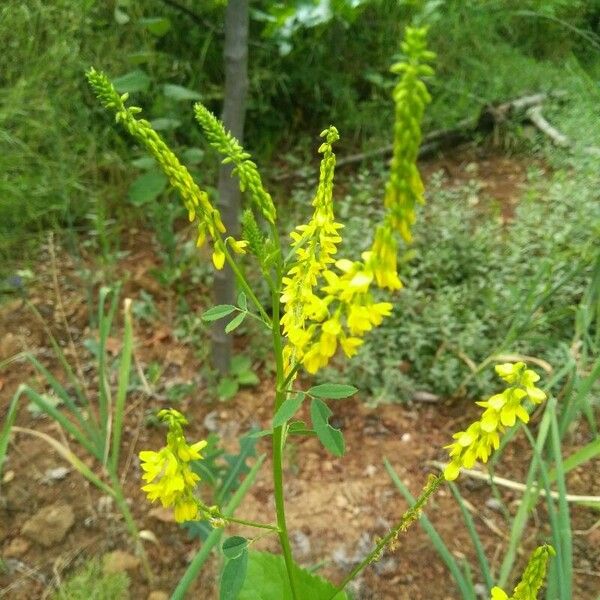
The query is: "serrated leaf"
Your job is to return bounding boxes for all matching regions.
[202,305,236,321]
[310,398,345,457]
[217,377,239,400]
[238,551,348,599]
[139,16,171,36]
[222,536,248,559]
[127,171,167,206]
[225,312,246,334]
[220,550,248,600]
[308,383,358,399]
[113,69,151,93]
[237,291,247,310]
[163,83,201,101]
[272,393,304,428]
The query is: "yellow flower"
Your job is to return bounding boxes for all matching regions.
[443,363,547,481]
[212,248,226,270]
[490,587,509,600]
[138,409,207,523]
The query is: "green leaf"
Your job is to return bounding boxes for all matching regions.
[237,292,247,311]
[127,171,167,206]
[308,383,358,399]
[220,550,248,600]
[272,393,304,428]
[163,83,201,101]
[202,305,236,321]
[310,399,345,457]
[230,355,251,375]
[131,156,156,170]
[114,7,130,24]
[222,536,248,560]
[225,312,246,334]
[182,147,205,165]
[127,51,154,65]
[238,551,347,599]
[150,118,181,131]
[237,371,260,386]
[217,378,239,401]
[139,16,171,36]
[113,70,150,93]
[287,420,315,436]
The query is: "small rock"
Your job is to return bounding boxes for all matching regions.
[2,470,15,484]
[485,497,504,513]
[363,464,377,477]
[103,550,141,575]
[203,410,219,432]
[3,537,30,558]
[148,593,169,600]
[22,504,74,547]
[401,432,412,443]
[0,333,21,359]
[97,495,114,513]
[40,466,70,484]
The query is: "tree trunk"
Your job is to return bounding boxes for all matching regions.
[212,0,249,373]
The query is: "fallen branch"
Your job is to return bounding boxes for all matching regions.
[273,91,567,180]
[525,105,570,147]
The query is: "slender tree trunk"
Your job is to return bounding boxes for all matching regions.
[212,0,249,373]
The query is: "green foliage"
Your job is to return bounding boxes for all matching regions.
[238,551,347,599]
[52,559,129,600]
[317,156,600,401]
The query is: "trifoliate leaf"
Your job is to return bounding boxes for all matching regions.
[308,383,358,399]
[310,398,345,457]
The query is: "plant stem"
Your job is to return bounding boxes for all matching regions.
[224,246,272,327]
[271,289,300,600]
[223,515,280,532]
[328,472,444,599]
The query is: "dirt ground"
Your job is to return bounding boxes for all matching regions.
[1,147,599,599]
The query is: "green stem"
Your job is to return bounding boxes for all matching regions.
[223,515,280,532]
[328,473,444,599]
[271,289,300,600]
[223,245,272,327]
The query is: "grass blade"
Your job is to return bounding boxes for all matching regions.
[448,482,494,592]
[110,298,133,473]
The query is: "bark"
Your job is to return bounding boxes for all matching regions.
[212,0,249,373]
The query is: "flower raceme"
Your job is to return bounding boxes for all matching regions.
[139,409,207,523]
[443,362,547,481]
[86,69,249,271]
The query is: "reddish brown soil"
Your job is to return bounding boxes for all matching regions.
[1,149,598,600]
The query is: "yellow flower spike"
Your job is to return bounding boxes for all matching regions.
[138,409,208,523]
[443,363,547,481]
